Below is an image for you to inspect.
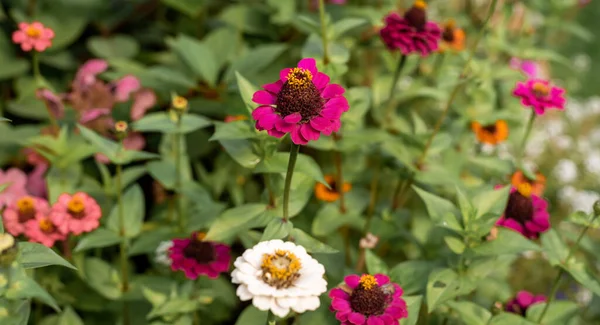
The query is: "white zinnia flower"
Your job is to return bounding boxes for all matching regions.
[553,159,578,184]
[585,151,600,175]
[155,240,173,266]
[231,240,327,317]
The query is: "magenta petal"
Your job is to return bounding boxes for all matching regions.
[348,312,366,325]
[283,113,302,123]
[312,72,330,90]
[502,219,525,235]
[297,58,318,76]
[257,113,279,130]
[336,310,350,322]
[114,76,141,102]
[252,90,277,105]
[264,81,283,94]
[367,317,384,325]
[344,274,361,289]
[80,108,110,123]
[310,116,332,131]
[321,106,343,119]
[290,125,308,145]
[300,124,320,141]
[516,291,534,307]
[267,129,286,138]
[331,298,351,311]
[326,97,349,112]
[252,106,275,120]
[280,68,292,82]
[329,288,350,299]
[374,274,389,286]
[275,119,295,133]
[321,84,345,98]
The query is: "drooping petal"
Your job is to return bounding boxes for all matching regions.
[300,124,320,141]
[252,90,277,105]
[348,312,366,325]
[252,106,275,120]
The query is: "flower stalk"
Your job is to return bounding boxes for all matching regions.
[175,115,184,232]
[115,139,130,325]
[317,0,329,64]
[385,54,408,122]
[518,110,536,163]
[282,144,300,222]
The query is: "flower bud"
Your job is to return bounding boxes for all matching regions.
[0,234,18,267]
[114,121,128,140]
[171,95,188,112]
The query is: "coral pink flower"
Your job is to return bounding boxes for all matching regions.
[380,1,441,56]
[24,214,66,247]
[251,58,348,145]
[505,291,546,316]
[169,233,231,280]
[2,196,50,236]
[0,168,29,209]
[329,274,408,325]
[12,22,55,52]
[49,192,102,235]
[513,79,566,115]
[497,184,550,239]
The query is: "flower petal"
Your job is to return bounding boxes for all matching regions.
[253,90,277,105]
[298,58,318,76]
[344,274,361,289]
[300,124,320,141]
[283,113,302,123]
[348,312,366,325]
[321,84,345,98]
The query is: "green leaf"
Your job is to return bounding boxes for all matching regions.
[260,218,293,241]
[526,301,579,324]
[365,249,388,274]
[58,306,84,325]
[389,260,440,295]
[18,242,76,269]
[87,35,140,59]
[106,184,145,238]
[289,228,338,254]
[562,260,600,297]
[77,125,119,162]
[567,211,600,229]
[209,121,256,141]
[147,160,177,189]
[132,112,212,134]
[79,257,121,299]
[540,229,569,265]
[426,268,475,312]
[5,273,60,311]
[488,312,537,325]
[254,152,327,185]
[220,139,261,169]
[311,204,363,237]
[444,236,466,254]
[129,228,178,256]
[74,228,121,252]
[472,228,540,256]
[331,18,369,39]
[446,301,492,325]
[235,72,260,115]
[400,295,423,325]
[169,34,218,87]
[413,186,459,225]
[205,204,268,241]
[234,305,267,325]
[472,185,510,219]
[161,0,204,17]
[226,44,287,82]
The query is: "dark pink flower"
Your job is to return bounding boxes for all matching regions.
[2,196,50,236]
[251,58,348,145]
[24,214,66,247]
[49,192,102,235]
[496,185,550,239]
[169,233,231,280]
[505,291,546,316]
[329,274,408,325]
[12,22,54,52]
[513,79,565,115]
[0,168,28,209]
[380,1,441,56]
[510,58,539,79]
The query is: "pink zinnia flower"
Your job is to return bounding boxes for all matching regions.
[0,168,29,209]
[49,192,102,235]
[169,233,231,280]
[510,58,540,79]
[251,58,348,145]
[2,196,50,236]
[12,21,55,52]
[496,184,550,239]
[94,131,146,164]
[24,214,66,247]
[380,1,442,56]
[505,291,546,316]
[513,79,566,115]
[329,274,408,325]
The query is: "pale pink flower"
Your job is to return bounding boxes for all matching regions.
[114,76,141,102]
[0,168,28,209]
[12,21,55,52]
[49,192,102,235]
[2,196,50,236]
[24,214,66,247]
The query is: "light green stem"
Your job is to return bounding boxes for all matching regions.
[317,0,329,64]
[282,144,300,222]
[518,110,536,164]
[116,140,130,325]
[175,116,184,232]
[384,55,407,121]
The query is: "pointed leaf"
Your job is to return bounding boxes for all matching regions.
[18,242,76,269]
[106,184,145,238]
[289,228,338,254]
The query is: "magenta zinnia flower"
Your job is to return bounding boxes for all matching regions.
[169,233,231,280]
[496,184,550,239]
[2,196,50,236]
[251,58,348,145]
[505,291,546,316]
[49,192,102,235]
[24,214,66,247]
[380,1,441,56]
[12,21,55,52]
[513,79,565,115]
[329,274,408,325]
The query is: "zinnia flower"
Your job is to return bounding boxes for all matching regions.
[513,79,566,115]
[49,192,102,235]
[24,214,66,247]
[12,22,55,52]
[0,168,28,209]
[440,19,465,52]
[232,240,327,317]
[169,233,231,280]
[251,58,348,145]
[315,175,352,202]
[2,196,50,236]
[380,1,442,56]
[505,291,546,316]
[496,183,550,239]
[329,274,408,325]
[471,120,509,145]
[510,58,540,79]
[511,170,545,196]
[155,240,174,266]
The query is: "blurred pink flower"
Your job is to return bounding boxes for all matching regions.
[25,214,66,247]
[12,21,55,52]
[505,291,546,315]
[169,233,231,279]
[510,58,539,78]
[27,164,48,198]
[74,59,109,90]
[497,186,550,239]
[35,89,65,119]
[130,89,157,121]
[2,196,50,236]
[0,168,28,209]
[513,79,566,115]
[114,75,141,102]
[50,192,102,235]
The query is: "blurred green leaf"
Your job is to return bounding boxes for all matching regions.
[220,139,261,168]
[210,121,256,141]
[106,184,145,238]
[426,268,475,312]
[226,44,288,82]
[446,301,492,325]
[488,312,537,325]
[74,228,121,252]
[147,160,177,189]
[161,0,204,17]
[289,228,338,254]
[205,204,268,241]
[331,18,368,39]
[254,152,327,185]
[390,260,440,295]
[169,35,218,87]
[567,211,600,229]
[400,295,423,325]
[18,242,76,269]
[132,113,212,134]
[260,218,293,241]
[526,301,579,325]
[365,249,388,274]
[5,272,60,311]
[234,305,267,325]
[472,228,540,256]
[413,186,459,225]
[58,306,83,325]
[87,35,140,59]
[79,257,121,300]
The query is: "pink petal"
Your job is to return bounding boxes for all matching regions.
[252,90,277,105]
[374,274,389,286]
[297,58,318,76]
[502,219,524,235]
[325,96,349,112]
[280,68,292,82]
[329,288,349,299]
[321,106,343,119]
[300,124,320,141]
[257,113,279,130]
[290,125,308,145]
[263,81,283,94]
[312,72,330,90]
[283,113,302,123]
[275,119,295,133]
[332,298,351,311]
[367,317,384,325]
[114,75,141,102]
[309,116,332,131]
[12,31,26,43]
[79,108,110,123]
[123,133,145,151]
[516,291,534,306]
[130,89,156,121]
[252,106,275,120]
[267,128,286,138]
[344,274,361,289]
[321,84,345,98]
[348,312,366,325]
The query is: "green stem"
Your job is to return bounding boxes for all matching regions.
[356,159,381,271]
[264,174,276,208]
[333,150,346,213]
[175,116,184,232]
[267,310,277,325]
[282,144,300,222]
[518,110,536,164]
[384,54,408,121]
[116,141,130,325]
[317,0,329,64]
[537,212,599,323]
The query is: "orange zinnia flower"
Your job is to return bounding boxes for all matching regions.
[471,120,509,145]
[315,175,351,202]
[511,170,546,196]
[440,19,465,52]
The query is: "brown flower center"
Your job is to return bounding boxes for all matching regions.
[275,68,324,123]
[183,234,216,264]
[504,184,534,225]
[532,82,550,97]
[260,249,302,289]
[16,197,36,222]
[350,275,387,316]
[482,124,497,134]
[404,1,428,30]
[39,218,55,233]
[67,196,86,219]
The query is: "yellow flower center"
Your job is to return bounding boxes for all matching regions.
[517,183,532,198]
[445,19,456,29]
[414,0,427,9]
[17,197,35,215]
[261,249,302,288]
[172,96,188,110]
[196,232,206,241]
[25,26,41,38]
[115,121,128,132]
[39,218,54,233]
[532,82,549,97]
[359,274,378,290]
[67,196,86,215]
[286,68,313,89]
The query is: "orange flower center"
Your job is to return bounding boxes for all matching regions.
[359,274,378,290]
[25,26,42,38]
[39,218,54,233]
[532,82,549,97]
[414,0,427,9]
[261,249,302,288]
[286,68,313,89]
[172,96,188,110]
[17,197,35,215]
[115,121,128,132]
[67,196,86,217]
[517,183,532,198]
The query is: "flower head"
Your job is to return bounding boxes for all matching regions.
[510,58,540,79]
[2,196,50,236]
[169,232,231,280]
[505,291,546,316]
[49,192,102,235]
[232,240,327,317]
[12,22,55,52]
[496,185,550,239]
[471,120,509,145]
[315,175,352,202]
[440,19,465,52]
[172,95,188,111]
[329,274,408,325]
[0,168,29,209]
[511,170,545,196]
[513,79,566,115]
[251,58,348,145]
[380,1,442,56]
[24,214,66,247]
[0,233,18,266]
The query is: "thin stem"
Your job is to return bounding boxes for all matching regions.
[175,116,184,232]
[267,310,277,325]
[356,160,381,271]
[282,144,300,222]
[384,54,408,121]
[518,110,536,164]
[317,0,329,64]
[391,177,410,211]
[333,150,346,213]
[264,174,276,208]
[116,142,130,325]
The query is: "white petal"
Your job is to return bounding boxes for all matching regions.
[236,285,254,301]
[290,244,307,257]
[231,270,241,284]
[237,261,259,276]
[267,239,285,251]
[247,279,276,296]
[252,296,273,311]
[292,296,320,313]
[276,296,298,309]
[242,247,263,269]
[280,241,298,252]
[271,298,291,318]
